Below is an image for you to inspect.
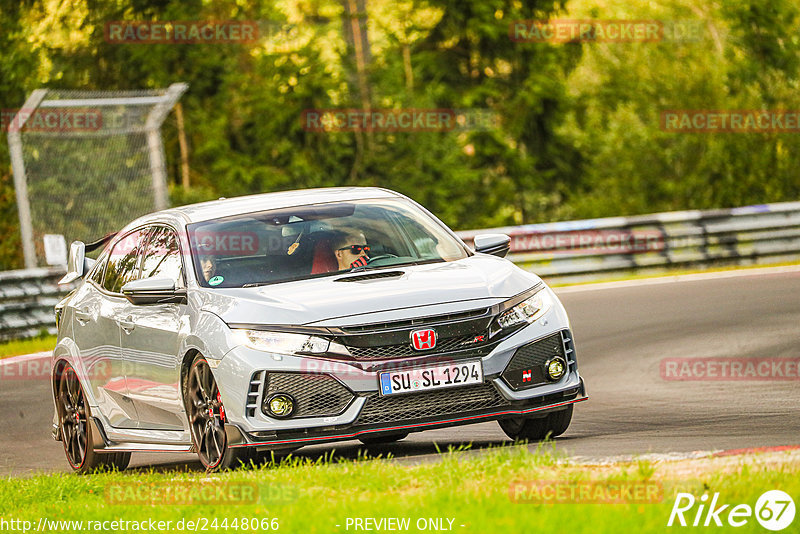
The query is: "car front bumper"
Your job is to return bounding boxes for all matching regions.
[213,302,587,449]
[227,379,587,449]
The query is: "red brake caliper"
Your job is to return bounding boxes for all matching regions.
[216,391,226,423]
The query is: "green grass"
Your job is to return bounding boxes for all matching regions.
[2,444,798,533]
[0,334,56,359]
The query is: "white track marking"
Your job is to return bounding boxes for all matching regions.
[0,351,50,367]
[554,265,800,294]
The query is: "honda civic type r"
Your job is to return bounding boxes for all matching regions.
[51,187,587,472]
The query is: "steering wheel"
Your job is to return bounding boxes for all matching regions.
[366,253,398,264]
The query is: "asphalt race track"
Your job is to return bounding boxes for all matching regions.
[2,268,799,476]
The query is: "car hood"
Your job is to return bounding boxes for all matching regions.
[200,254,541,327]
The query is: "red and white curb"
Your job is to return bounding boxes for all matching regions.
[566,444,800,465]
[0,351,50,366]
[0,351,51,380]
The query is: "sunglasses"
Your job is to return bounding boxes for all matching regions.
[338,244,370,254]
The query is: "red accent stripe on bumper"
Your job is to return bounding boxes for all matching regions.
[231,396,588,448]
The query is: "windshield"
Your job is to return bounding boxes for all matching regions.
[187,198,469,288]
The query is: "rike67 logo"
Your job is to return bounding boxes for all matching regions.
[668,490,795,531]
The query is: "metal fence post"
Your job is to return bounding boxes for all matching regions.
[8,90,48,269]
[145,83,188,211]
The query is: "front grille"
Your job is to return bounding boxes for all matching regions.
[341,308,490,334]
[347,332,490,361]
[263,372,354,418]
[501,330,571,391]
[355,382,508,425]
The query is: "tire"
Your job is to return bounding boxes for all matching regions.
[98,451,132,471]
[55,362,131,474]
[498,405,573,442]
[255,447,300,464]
[185,354,255,471]
[358,432,409,445]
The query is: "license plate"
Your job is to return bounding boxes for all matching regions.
[379,360,483,396]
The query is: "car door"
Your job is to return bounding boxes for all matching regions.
[71,229,147,429]
[119,225,187,430]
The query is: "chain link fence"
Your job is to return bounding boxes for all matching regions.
[7,84,187,268]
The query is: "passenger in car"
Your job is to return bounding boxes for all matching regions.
[199,254,217,282]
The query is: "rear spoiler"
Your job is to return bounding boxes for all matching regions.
[85,232,117,252]
[58,232,117,285]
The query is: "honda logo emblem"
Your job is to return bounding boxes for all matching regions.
[410,329,437,351]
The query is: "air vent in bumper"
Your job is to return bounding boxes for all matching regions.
[355,382,508,426]
[501,330,575,391]
[262,372,354,418]
[246,371,265,418]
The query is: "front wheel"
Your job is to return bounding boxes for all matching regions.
[185,354,255,471]
[55,362,131,474]
[498,405,573,442]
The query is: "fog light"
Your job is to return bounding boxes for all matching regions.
[545,357,567,381]
[265,394,295,418]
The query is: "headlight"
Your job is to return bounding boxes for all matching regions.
[496,288,553,329]
[233,330,330,355]
[232,329,350,356]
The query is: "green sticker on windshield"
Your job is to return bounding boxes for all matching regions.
[208,275,224,286]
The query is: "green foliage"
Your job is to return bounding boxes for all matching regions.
[0,0,799,269]
[557,0,800,219]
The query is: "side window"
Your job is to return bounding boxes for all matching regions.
[103,229,146,293]
[140,227,183,286]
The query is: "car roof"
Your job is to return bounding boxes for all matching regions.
[124,187,403,231]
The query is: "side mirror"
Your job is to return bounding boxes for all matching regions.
[121,278,187,305]
[473,233,511,258]
[59,241,88,284]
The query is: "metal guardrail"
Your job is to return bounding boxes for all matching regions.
[0,268,69,341]
[1,200,799,340]
[457,200,800,282]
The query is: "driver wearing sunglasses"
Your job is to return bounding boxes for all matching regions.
[331,229,370,270]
